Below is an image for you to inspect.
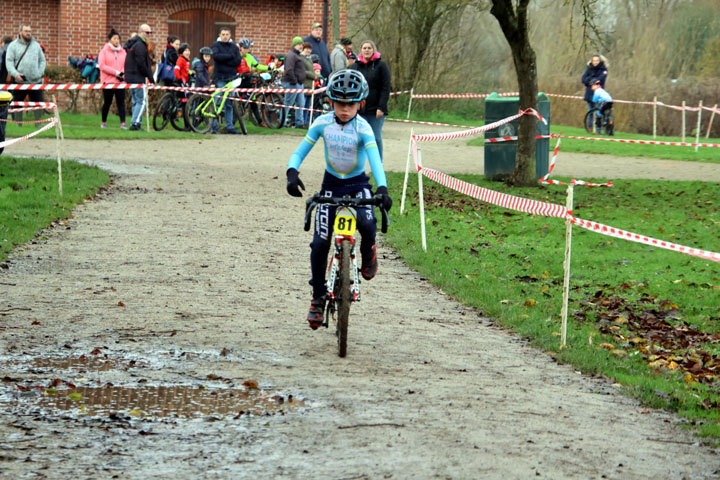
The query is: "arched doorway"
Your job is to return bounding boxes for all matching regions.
[167,9,236,54]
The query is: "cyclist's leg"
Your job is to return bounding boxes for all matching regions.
[309,192,337,300]
[354,187,378,279]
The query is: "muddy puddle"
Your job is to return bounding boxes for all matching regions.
[0,354,308,419]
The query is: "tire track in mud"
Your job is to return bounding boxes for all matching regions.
[1,131,719,478]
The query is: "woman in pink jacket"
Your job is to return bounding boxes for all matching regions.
[97,28,127,129]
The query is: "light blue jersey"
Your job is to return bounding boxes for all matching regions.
[287,113,387,188]
[592,87,612,104]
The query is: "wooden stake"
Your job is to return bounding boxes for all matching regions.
[681,100,686,143]
[560,183,574,347]
[706,104,717,139]
[144,85,150,132]
[309,90,316,124]
[653,96,657,139]
[696,100,703,153]
[400,128,414,215]
[406,87,414,120]
[52,94,63,196]
[417,147,427,253]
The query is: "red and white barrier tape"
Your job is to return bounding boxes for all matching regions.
[8,101,57,108]
[412,108,545,143]
[0,115,55,124]
[484,134,551,143]
[560,134,720,148]
[0,82,325,95]
[0,117,57,149]
[389,90,412,96]
[539,136,613,187]
[387,118,479,129]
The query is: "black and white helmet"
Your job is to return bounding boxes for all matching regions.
[327,69,369,103]
[238,38,253,49]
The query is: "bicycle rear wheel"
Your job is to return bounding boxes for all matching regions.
[152,94,173,131]
[186,94,212,134]
[336,239,351,358]
[233,101,248,135]
[170,96,189,131]
[262,92,285,129]
[583,110,595,134]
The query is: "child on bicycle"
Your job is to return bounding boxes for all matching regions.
[591,80,613,135]
[286,69,392,329]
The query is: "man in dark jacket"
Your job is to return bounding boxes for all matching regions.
[124,24,154,130]
[282,37,307,128]
[210,27,242,134]
[303,22,331,79]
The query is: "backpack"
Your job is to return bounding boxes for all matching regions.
[154,50,176,83]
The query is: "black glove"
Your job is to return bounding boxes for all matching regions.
[286,168,305,197]
[375,186,392,212]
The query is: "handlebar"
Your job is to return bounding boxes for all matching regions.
[304,193,389,234]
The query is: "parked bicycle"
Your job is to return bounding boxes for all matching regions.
[152,90,189,132]
[185,76,247,134]
[239,71,285,129]
[584,102,615,136]
[303,193,389,357]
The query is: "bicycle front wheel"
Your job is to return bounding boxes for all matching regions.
[170,96,188,131]
[262,92,285,129]
[152,94,173,131]
[186,94,212,134]
[336,239,351,358]
[583,110,595,134]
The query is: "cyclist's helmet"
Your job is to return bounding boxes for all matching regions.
[592,80,602,86]
[309,54,320,63]
[199,46,213,55]
[327,69,369,103]
[238,38,253,49]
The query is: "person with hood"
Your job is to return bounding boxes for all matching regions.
[97,28,127,129]
[124,24,154,130]
[350,40,390,160]
[581,54,608,130]
[193,47,213,88]
[331,37,352,73]
[5,25,46,124]
[303,22,331,79]
[282,36,307,129]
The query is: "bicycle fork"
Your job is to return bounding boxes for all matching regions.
[323,236,360,327]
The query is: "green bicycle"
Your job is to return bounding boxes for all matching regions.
[186,76,247,134]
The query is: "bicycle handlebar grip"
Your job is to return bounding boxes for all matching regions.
[303,196,317,232]
[380,207,389,234]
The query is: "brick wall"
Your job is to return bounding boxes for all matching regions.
[2,0,346,67]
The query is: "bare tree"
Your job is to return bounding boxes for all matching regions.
[489,0,538,187]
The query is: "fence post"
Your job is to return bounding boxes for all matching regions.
[144,85,150,132]
[406,87,414,120]
[695,100,703,153]
[560,183,574,347]
[417,146,427,252]
[653,96,657,139]
[681,100,686,143]
[52,94,64,197]
[400,128,414,215]
[706,104,717,139]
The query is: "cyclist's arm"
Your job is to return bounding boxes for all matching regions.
[360,128,387,188]
[288,122,324,170]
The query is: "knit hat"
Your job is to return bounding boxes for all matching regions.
[292,36,303,47]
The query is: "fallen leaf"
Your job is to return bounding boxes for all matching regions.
[129,409,144,417]
[44,388,58,396]
[598,343,615,351]
[242,380,259,389]
[67,392,82,402]
[220,347,229,357]
[31,320,40,326]
[117,301,125,307]
[90,348,102,355]
[523,299,536,307]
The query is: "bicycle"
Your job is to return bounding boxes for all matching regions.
[152,90,189,132]
[303,193,389,357]
[239,71,285,129]
[584,102,615,135]
[185,76,247,135]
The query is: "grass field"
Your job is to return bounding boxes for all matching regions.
[0,156,109,261]
[383,170,720,439]
[3,112,305,140]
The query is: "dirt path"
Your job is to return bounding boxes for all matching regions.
[2,125,720,479]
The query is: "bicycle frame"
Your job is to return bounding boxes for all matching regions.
[195,77,241,118]
[325,208,362,305]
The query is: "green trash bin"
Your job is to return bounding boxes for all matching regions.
[0,90,12,156]
[484,92,550,181]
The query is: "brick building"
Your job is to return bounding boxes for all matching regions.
[3,0,347,65]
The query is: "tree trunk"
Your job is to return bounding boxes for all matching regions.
[332,0,341,49]
[490,0,539,187]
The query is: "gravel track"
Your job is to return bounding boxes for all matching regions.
[1,124,719,479]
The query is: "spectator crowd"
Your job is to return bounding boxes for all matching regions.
[2,21,390,135]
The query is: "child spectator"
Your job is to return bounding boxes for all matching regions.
[174,43,191,84]
[193,47,212,88]
[591,81,613,135]
[285,69,392,329]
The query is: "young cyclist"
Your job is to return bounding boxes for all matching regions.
[286,69,393,329]
[591,80,613,135]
